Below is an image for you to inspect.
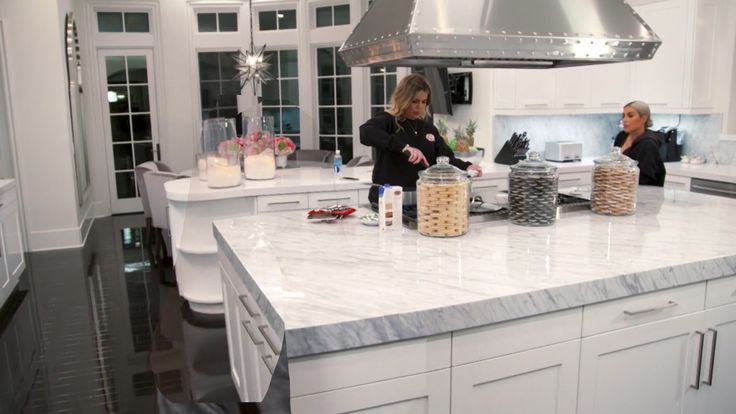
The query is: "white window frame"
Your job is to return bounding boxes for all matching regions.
[194,11,240,33]
[261,48,301,145]
[254,5,298,32]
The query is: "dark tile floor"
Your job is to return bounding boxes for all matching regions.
[0,214,256,413]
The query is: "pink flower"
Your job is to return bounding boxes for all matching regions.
[275,136,296,155]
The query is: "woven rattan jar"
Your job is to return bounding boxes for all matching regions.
[508,151,559,226]
[591,147,639,216]
[417,156,470,237]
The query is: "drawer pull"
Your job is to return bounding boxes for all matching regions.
[259,324,281,354]
[691,331,705,390]
[238,295,261,318]
[623,300,678,316]
[241,320,264,346]
[702,328,718,386]
[262,354,275,374]
[268,200,302,206]
[691,184,736,196]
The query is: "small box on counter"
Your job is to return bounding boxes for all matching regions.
[378,185,403,231]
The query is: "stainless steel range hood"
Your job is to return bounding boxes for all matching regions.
[339,0,661,68]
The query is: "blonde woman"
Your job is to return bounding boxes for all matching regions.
[360,73,482,203]
[614,100,666,186]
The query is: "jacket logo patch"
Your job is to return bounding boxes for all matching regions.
[425,133,435,142]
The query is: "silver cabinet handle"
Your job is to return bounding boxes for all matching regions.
[262,354,275,374]
[691,331,705,390]
[258,324,280,354]
[623,300,678,316]
[317,197,352,203]
[238,295,260,318]
[702,328,718,386]
[691,184,736,196]
[523,103,549,108]
[267,200,301,206]
[241,320,264,346]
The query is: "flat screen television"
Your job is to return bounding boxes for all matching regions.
[449,72,473,104]
[412,67,453,116]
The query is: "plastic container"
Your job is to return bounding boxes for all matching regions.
[591,147,639,216]
[416,156,470,237]
[508,151,559,226]
[378,184,402,231]
[333,150,343,177]
[201,118,241,188]
[243,116,276,180]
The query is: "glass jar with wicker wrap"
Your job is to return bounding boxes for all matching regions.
[508,151,559,226]
[417,156,470,237]
[591,148,639,216]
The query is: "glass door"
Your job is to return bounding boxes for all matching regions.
[98,49,159,213]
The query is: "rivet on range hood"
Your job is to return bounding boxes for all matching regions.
[339,0,662,69]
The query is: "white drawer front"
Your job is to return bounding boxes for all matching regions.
[582,282,705,336]
[558,171,591,188]
[308,190,359,208]
[705,274,736,308]
[257,193,308,213]
[664,174,691,190]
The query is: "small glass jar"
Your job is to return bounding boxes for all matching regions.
[202,118,241,189]
[416,156,470,237]
[243,116,276,180]
[508,151,559,226]
[591,147,639,215]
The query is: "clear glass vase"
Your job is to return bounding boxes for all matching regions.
[201,118,241,188]
[242,116,276,180]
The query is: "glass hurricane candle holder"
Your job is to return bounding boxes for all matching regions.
[242,116,276,180]
[202,117,241,188]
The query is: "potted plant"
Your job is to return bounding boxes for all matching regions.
[274,136,296,168]
[452,119,484,164]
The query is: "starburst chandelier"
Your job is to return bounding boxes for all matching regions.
[233,0,273,95]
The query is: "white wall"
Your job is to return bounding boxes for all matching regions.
[0,0,91,251]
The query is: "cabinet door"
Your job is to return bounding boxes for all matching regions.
[699,303,736,413]
[452,340,580,414]
[555,67,591,109]
[222,276,245,397]
[493,70,516,109]
[590,62,632,110]
[0,200,24,280]
[515,70,555,109]
[291,369,450,414]
[0,223,10,307]
[578,312,703,414]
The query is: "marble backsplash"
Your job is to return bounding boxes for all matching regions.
[492,113,735,165]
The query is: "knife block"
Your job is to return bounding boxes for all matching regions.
[494,141,526,165]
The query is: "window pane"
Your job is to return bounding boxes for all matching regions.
[98,12,123,32]
[133,142,153,165]
[385,66,397,73]
[131,114,152,141]
[197,13,217,32]
[110,115,131,142]
[372,106,385,117]
[280,50,298,77]
[108,86,129,113]
[337,137,353,161]
[318,79,335,106]
[265,51,279,77]
[259,11,277,31]
[317,48,334,76]
[336,107,352,135]
[129,85,150,112]
[371,75,385,105]
[263,107,281,133]
[221,80,241,97]
[281,79,299,105]
[113,144,133,170]
[335,50,350,75]
[280,10,297,29]
[370,66,383,74]
[336,77,351,105]
[124,12,149,32]
[126,56,147,84]
[200,81,219,109]
[282,108,300,134]
[386,75,397,99]
[116,172,136,198]
[316,7,332,27]
[219,52,238,79]
[106,56,127,84]
[334,5,350,25]
[219,107,238,120]
[219,13,238,32]
[198,53,220,80]
[261,80,280,106]
[319,136,336,151]
[319,108,335,135]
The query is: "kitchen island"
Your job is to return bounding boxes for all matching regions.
[214,187,736,413]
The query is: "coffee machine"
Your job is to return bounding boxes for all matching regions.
[657,127,681,162]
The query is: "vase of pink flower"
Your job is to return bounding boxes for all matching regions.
[242,116,276,180]
[274,136,295,168]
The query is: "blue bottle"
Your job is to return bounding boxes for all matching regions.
[333,150,343,177]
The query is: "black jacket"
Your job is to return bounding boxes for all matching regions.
[360,112,471,201]
[613,130,666,186]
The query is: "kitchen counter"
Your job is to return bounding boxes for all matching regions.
[665,161,736,184]
[214,187,736,358]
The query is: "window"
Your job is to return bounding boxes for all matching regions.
[370,66,397,117]
[262,50,301,147]
[197,12,238,32]
[97,12,150,33]
[316,46,352,160]
[315,4,350,28]
[198,52,240,121]
[258,9,297,31]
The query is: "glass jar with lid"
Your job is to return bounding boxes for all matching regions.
[417,156,470,237]
[591,147,639,215]
[508,151,559,226]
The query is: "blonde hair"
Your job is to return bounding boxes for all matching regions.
[625,100,653,128]
[387,74,432,122]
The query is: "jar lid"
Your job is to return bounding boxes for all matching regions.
[510,151,557,175]
[594,147,638,167]
[418,156,468,183]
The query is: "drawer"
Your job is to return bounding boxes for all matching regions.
[228,275,282,356]
[582,282,706,336]
[558,171,591,188]
[358,188,370,205]
[308,190,359,208]
[257,193,308,212]
[452,308,582,365]
[664,174,691,190]
[705,274,736,308]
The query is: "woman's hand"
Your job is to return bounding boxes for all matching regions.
[467,164,483,177]
[403,145,429,167]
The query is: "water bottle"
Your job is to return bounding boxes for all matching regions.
[333,150,343,177]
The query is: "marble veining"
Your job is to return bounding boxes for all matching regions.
[214,188,736,358]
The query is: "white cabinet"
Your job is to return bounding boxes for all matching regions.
[555,66,592,109]
[515,70,555,109]
[699,303,736,413]
[0,180,24,310]
[664,173,692,190]
[589,63,632,109]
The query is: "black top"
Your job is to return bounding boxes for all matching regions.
[360,112,471,201]
[613,130,666,186]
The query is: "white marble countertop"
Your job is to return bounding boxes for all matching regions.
[214,187,736,358]
[665,161,736,184]
[0,179,16,197]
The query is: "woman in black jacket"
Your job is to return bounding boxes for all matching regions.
[359,74,482,202]
[613,101,666,186]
